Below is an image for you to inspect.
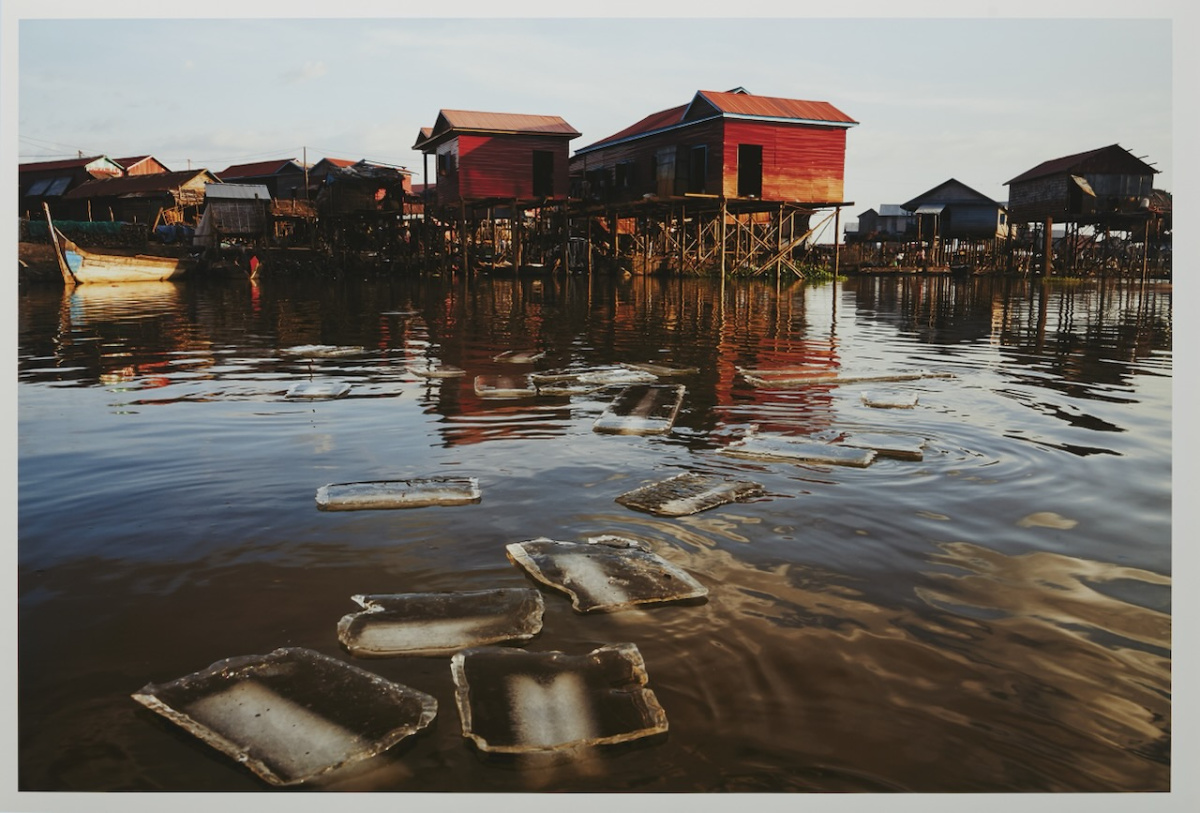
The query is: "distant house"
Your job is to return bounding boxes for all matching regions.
[412,109,581,205]
[217,159,308,200]
[570,88,857,205]
[306,157,357,194]
[855,204,913,241]
[314,162,413,217]
[60,168,219,224]
[194,183,271,247]
[19,155,126,218]
[901,179,1008,241]
[1004,144,1157,225]
[115,155,171,176]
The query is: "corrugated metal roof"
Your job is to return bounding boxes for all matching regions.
[63,169,217,199]
[878,204,912,217]
[914,204,945,214]
[577,90,856,155]
[219,159,303,179]
[205,183,271,200]
[1005,144,1157,185]
[435,109,581,137]
[696,90,857,125]
[19,155,115,173]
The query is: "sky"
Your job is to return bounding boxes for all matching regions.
[4,1,1186,241]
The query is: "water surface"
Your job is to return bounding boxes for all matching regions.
[17,272,1171,792]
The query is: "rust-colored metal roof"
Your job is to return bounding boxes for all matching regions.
[577,90,856,154]
[19,155,119,173]
[219,159,303,179]
[583,104,689,153]
[437,109,581,136]
[63,169,219,199]
[416,110,580,151]
[1005,144,1157,185]
[695,90,857,125]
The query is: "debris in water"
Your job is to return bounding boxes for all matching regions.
[506,535,707,613]
[861,390,919,409]
[286,380,352,400]
[450,642,668,754]
[840,432,927,460]
[739,368,954,387]
[493,349,546,364]
[337,588,545,657]
[131,647,437,786]
[719,432,876,468]
[1017,511,1078,530]
[621,361,699,377]
[615,471,765,517]
[316,477,481,511]
[593,384,685,435]
[281,344,365,358]
[408,364,466,379]
[474,374,538,399]
[575,368,658,386]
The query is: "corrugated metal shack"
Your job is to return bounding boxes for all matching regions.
[568,88,858,277]
[412,109,581,271]
[193,183,271,248]
[1004,144,1167,275]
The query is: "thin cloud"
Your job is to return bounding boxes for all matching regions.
[280,60,328,84]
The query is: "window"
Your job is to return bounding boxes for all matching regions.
[688,146,708,194]
[437,151,456,177]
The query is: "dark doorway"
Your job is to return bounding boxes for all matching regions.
[533,151,554,197]
[738,144,763,198]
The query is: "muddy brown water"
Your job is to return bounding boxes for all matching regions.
[16,272,1171,793]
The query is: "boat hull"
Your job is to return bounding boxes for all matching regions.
[60,245,193,283]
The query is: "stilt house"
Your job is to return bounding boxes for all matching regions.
[900,179,1008,241]
[218,159,309,200]
[1004,144,1158,226]
[412,109,581,206]
[570,88,857,205]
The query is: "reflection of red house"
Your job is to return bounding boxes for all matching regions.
[571,87,857,205]
[412,109,581,205]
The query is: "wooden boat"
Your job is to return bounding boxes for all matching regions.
[44,203,194,285]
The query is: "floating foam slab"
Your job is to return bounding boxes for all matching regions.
[282,344,365,358]
[492,349,546,363]
[316,477,481,511]
[861,390,920,408]
[739,368,954,387]
[131,647,437,786]
[575,368,658,386]
[450,643,668,754]
[337,589,545,657]
[719,434,876,468]
[840,432,927,460]
[615,471,765,517]
[474,375,537,399]
[621,361,699,377]
[408,364,466,379]
[286,380,352,400]
[593,384,685,436]
[506,535,707,613]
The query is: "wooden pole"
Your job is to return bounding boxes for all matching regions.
[719,197,727,277]
[1042,216,1053,276]
[833,205,842,280]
